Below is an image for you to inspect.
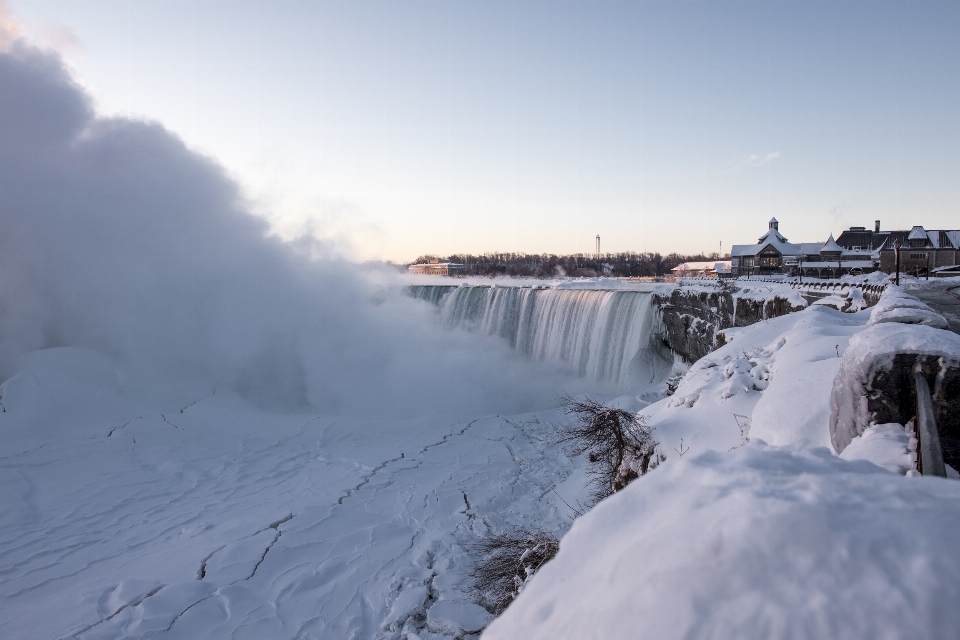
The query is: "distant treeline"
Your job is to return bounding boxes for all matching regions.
[410,252,726,278]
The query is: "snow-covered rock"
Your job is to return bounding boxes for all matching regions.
[829,322,960,453]
[867,285,948,329]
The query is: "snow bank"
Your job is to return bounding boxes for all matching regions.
[671,279,807,310]
[483,444,960,640]
[867,285,948,329]
[829,322,960,452]
[839,422,913,474]
[733,282,807,309]
[904,275,960,292]
[644,305,865,455]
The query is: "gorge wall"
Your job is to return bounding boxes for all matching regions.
[652,282,808,364]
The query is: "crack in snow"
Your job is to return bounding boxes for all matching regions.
[61,585,165,639]
[107,417,141,438]
[337,453,406,505]
[178,390,215,414]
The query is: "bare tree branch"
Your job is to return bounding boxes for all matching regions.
[467,527,560,614]
[556,395,664,504]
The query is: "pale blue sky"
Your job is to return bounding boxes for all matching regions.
[9,0,959,261]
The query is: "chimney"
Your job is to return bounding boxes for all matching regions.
[875,220,880,233]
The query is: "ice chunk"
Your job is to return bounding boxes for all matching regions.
[427,600,493,635]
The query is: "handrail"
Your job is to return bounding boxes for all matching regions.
[913,362,946,477]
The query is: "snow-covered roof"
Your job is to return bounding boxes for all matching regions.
[732,239,805,257]
[908,225,926,240]
[730,244,759,257]
[926,230,960,249]
[799,242,825,255]
[757,227,788,244]
[670,261,733,273]
[820,234,843,254]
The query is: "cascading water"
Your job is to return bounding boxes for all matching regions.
[406,284,672,391]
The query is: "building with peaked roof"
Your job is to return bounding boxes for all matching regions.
[876,226,960,276]
[833,221,959,277]
[731,218,878,278]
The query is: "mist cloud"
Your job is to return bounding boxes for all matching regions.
[0,41,579,417]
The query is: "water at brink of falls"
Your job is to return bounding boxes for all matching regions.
[406,284,673,392]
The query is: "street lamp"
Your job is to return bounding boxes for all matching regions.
[894,241,901,286]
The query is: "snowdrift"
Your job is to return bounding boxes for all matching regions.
[483,444,960,640]
[867,285,949,329]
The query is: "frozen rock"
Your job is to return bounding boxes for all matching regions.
[829,323,960,454]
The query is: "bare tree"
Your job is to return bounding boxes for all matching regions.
[557,395,663,503]
[467,527,560,614]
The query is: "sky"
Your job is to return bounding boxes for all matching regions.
[6,0,959,262]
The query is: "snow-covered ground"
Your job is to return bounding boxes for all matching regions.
[5,288,959,640]
[1,348,589,640]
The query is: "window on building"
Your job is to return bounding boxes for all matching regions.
[758,251,779,268]
[909,253,927,260]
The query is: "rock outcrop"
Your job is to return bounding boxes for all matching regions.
[652,282,807,363]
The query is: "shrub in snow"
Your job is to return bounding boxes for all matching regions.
[557,395,663,502]
[829,323,960,469]
[468,527,559,615]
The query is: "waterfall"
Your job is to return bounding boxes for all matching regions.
[406,284,671,391]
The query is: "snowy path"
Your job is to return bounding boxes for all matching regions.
[0,365,584,640]
[914,287,960,334]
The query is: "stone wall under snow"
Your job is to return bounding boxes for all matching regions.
[829,286,960,469]
[653,281,808,363]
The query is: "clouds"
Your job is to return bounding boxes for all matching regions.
[722,151,782,173]
[0,40,579,416]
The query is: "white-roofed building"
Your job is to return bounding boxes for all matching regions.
[408,259,467,276]
[670,261,733,277]
[731,219,879,277]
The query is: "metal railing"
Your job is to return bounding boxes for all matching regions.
[913,362,947,477]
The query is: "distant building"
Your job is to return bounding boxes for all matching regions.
[671,261,733,277]
[835,221,960,277]
[877,226,960,276]
[731,218,877,277]
[408,258,467,276]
